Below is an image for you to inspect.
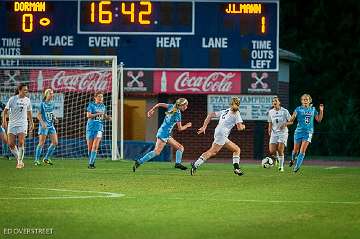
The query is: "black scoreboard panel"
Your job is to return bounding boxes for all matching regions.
[0,0,279,71]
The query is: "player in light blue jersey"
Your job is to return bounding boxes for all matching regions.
[289,94,324,172]
[34,89,58,166]
[86,92,111,169]
[0,100,9,158]
[133,98,192,172]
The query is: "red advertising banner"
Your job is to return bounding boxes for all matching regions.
[153,71,241,94]
[29,69,112,93]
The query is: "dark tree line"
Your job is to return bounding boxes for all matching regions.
[280,0,360,156]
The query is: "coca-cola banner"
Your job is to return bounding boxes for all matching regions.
[153,71,241,94]
[29,69,112,93]
[241,72,278,94]
[124,70,153,93]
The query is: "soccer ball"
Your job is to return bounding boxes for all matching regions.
[261,157,274,168]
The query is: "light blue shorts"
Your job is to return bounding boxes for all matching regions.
[0,127,5,134]
[86,130,103,141]
[156,131,171,143]
[294,131,313,144]
[38,125,57,136]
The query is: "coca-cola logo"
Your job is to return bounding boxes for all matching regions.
[36,70,112,92]
[174,72,236,92]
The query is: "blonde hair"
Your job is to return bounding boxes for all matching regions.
[43,88,53,101]
[301,94,313,107]
[166,98,188,115]
[230,97,240,111]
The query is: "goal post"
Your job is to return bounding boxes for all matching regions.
[0,55,123,161]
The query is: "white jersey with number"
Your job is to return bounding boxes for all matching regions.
[214,108,243,137]
[267,107,291,134]
[5,95,32,127]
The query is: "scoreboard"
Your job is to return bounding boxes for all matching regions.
[0,0,279,71]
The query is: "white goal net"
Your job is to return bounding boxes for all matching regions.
[0,55,122,161]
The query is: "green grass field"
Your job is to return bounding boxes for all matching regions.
[0,159,359,239]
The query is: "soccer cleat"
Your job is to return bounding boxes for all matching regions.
[190,162,197,176]
[233,168,244,176]
[16,163,22,169]
[289,159,294,167]
[43,159,53,165]
[132,161,140,172]
[174,163,188,170]
[279,167,284,172]
[88,164,95,169]
[34,160,41,166]
[293,166,300,173]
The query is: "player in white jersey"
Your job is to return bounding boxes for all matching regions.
[2,84,34,169]
[267,96,292,172]
[190,97,246,176]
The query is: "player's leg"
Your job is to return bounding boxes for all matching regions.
[224,140,244,176]
[35,134,46,165]
[294,140,310,173]
[17,132,26,168]
[167,137,187,170]
[191,143,223,175]
[43,128,58,165]
[88,133,102,168]
[134,138,166,172]
[277,143,285,172]
[290,133,301,167]
[8,126,21,167]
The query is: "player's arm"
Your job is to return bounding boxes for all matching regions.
[37,111,47,129]
[27,110,34,131]
[2,108,8,129]
[236,122,246,131]
[147,103,168,118]
[289,111,297,123]
[268,122,272,136]
[176,121,192,131]
[315,104,324,122]
[197,112,217,135]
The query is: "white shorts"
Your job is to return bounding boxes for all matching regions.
[269,132,288,145]
[213,129,230,146]
[8,125,28,135]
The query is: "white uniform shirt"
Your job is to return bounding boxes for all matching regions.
[214,108,243,136]
[267,107,291,134]
[5,95,32,127]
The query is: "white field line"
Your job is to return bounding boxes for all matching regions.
[0,187,124,200]
[324,166,341,170]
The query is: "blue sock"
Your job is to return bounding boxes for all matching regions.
[44,144,56,160]
[292,151,297,160]
[295,153,305,170]
[35,145,43,161]
[89,151,97,165]
[175,150,183,164]
[138,150,156,164]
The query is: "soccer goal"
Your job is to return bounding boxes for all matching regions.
[0,55,123,161]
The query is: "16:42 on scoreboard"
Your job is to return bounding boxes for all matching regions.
[0,0,279,71]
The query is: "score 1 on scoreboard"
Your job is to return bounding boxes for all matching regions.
[1,0,279,71]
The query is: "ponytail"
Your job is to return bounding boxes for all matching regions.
[166,98,188,115]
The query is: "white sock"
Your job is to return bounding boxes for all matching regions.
[194,156,205,168]
[232,155,240,164]
[278,155,284,168]
[18,146,25,162]
[10,147,20,163]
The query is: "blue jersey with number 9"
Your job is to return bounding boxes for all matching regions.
[294,106,318,133]
[86,102,106,132]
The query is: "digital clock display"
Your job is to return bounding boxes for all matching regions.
[79,1,194,34]
[0,0,279,70]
